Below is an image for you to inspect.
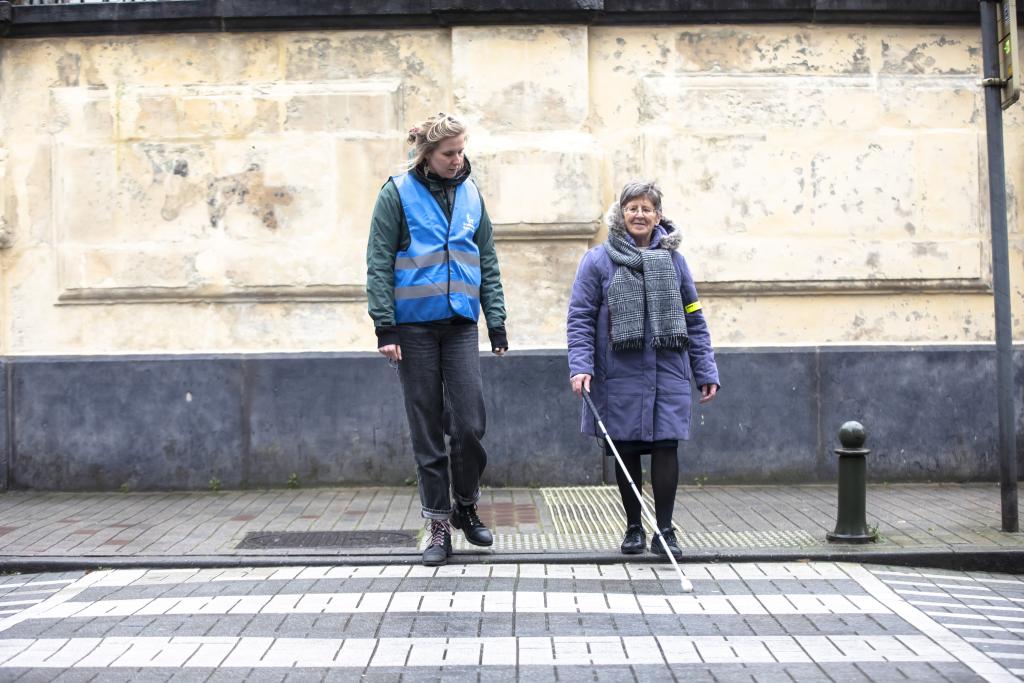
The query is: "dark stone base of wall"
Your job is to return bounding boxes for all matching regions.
[0,345,1019,491]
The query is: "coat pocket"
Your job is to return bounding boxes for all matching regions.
[606,389,643,441]
[656,348,690,385]
[606,346,642,380]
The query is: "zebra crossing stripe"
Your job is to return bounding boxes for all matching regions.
[873,571,1024,587]
[846,564,1015,682]
[966,638,1024,646]
[946,624,1024,634]
[912,601,1024,613]
[84,562,850,587]
[0,635,958,668]
[0,581,76,590]
[28,591,889,619]
[926,612,1024,624]
[0,571,114,634]
[885,580,995,592]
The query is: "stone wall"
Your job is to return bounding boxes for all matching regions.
[1,16,1023,489]
[0,23,1018,355]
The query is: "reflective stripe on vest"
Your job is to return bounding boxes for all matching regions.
[391,172,482,324]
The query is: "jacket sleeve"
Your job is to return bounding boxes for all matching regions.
[366,181,403,336]
[677,252,720,389]
[473,194,507,330]
[567,248,602,378]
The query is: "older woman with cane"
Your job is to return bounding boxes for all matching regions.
[567,181,719,559]
[366,112,508,567]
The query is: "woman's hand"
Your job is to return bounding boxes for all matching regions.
[570,373,592,398]
[699,383,718,404]
[379,344,402,363]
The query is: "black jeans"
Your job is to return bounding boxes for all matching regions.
[397,322,487,519]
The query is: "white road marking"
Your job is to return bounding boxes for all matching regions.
[84,562,850,587]
[886,579,995,592]
[0,572,116,634]
[0,589,61,598]
[947,625,1024,634]
[874,571,1024,587]
[0,581,76,590]
[966,638,1024,646]
[912,601,1024,613]
[27,591,890,619]
[926,612,1024,624]
[0,564,1011,678]
[844,563,1016,682]
[0,635,960,668]
[898,589,1013,601]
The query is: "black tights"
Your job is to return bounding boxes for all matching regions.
[613,447,679,530]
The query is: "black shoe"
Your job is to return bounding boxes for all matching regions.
[451,504,494,547]
[422,520,452,566]
[620,524,646,554]
[650,527,683,560]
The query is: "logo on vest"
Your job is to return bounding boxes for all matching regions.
[463,215,475,232]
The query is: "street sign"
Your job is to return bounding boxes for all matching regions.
[998,0,1021,109]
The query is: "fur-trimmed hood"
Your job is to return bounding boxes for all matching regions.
[604,201,682,250]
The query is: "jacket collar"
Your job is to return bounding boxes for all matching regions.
[412,157,473,192]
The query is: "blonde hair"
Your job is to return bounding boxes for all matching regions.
[406,112,467,171]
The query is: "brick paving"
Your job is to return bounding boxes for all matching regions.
[0,483,1018,565]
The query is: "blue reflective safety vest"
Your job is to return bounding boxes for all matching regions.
[391,172,483,324]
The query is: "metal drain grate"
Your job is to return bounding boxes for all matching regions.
[534,486,819,552]
[237,530,418,550]
[542,485,679,535]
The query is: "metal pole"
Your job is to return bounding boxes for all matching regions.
[980,1,1019,532]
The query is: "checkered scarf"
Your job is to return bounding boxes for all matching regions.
[604,226,688,351]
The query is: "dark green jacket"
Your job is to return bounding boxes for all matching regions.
[366,159,507,348]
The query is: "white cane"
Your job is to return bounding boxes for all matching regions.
[581,388,693,593]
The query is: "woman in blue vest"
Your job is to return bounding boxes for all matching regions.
[366,113,508,566]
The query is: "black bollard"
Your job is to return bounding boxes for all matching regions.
[826,421,877,544]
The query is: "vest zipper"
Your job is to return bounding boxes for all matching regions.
[442,185,455,317]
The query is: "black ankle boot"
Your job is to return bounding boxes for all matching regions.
[620,524,646,554]
[422,520,452,567]
[650,527,683,560]
[451,504,493,547]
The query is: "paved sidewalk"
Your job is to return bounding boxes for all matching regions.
[0,483,1021,571]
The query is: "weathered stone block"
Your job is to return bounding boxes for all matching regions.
[641,128,984,284]
[82,35,283,87]
[283,81,401,133]
[469,132,602,225]
[52,130,395,298]
[879,28,980,75]
[0,147,9,251]
[282,31,451,119]
[878,76,980,129]
[493,239,592,348]
[637,74,884,130]
[453,26,588,131]
[335,136,407,282]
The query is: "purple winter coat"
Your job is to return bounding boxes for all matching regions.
[566,209,720,442]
